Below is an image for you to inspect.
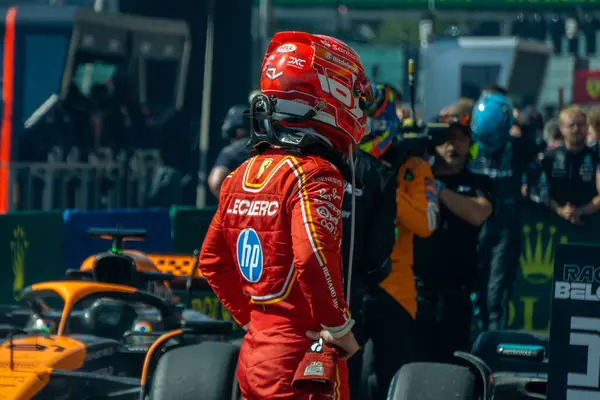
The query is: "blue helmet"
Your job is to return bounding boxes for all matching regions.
[470,92,514,154]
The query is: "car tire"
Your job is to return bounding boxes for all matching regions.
[150,341,240,400]
[388,362,476,400]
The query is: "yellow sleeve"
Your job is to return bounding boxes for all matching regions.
[395,157,439,238]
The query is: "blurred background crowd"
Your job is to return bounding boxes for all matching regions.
[3,0,600,213]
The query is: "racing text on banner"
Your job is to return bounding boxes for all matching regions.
[508,201,600,333]
[547,243,600,400]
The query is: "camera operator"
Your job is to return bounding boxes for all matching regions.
[208,105,251,197]
[440,97,474,117]
[414,114,493,363]
[469,86,538,331]
[341,84,400,399]
[344,84,439,399]
[543,105,600,224]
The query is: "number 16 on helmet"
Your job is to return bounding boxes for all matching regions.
[259,31,374,156]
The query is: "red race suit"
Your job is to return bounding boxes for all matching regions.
[200,149,353,400]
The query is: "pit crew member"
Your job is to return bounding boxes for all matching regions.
[349,89,439,400]
[470,86,537,331]
[341,83,398,399]
[199,31,374,400]
[543,105,600,224]
[208,104,251,197]
[413,113,493,363]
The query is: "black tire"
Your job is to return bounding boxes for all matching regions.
[388,362,476,400]
[150,342,240,400]
[471,330,549,373]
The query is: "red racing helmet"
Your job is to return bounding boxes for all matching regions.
[259,31,374,154]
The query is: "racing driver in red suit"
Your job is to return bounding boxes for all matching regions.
[199,32,374,400]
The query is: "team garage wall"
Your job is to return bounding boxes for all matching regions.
[119,0,253,207]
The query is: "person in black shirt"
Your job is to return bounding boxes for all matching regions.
[542,105,600,223]
[341,148,397,399]
[208,105,251,197]
[414,113,493,363]
[469,86,538,331]
[341,84,401,400]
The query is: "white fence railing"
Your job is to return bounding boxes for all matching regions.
[3,147,163,211]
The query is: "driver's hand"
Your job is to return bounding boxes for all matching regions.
[306,329,359,360]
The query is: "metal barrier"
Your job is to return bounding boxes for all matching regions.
[8,147,162,211]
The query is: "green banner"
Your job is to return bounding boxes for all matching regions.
[0,212,66,305]
[169,206,217,253]
[507,201,600,333]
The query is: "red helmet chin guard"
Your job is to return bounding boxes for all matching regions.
[259,31,374,155]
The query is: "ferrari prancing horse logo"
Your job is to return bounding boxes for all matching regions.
[586,78,600,99]
[257,158,273,179]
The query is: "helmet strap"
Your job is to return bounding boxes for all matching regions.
[244,94,355,183]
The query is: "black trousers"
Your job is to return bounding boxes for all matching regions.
[348,285,416,400]
[414,279,473,364]
[476,202,521,331]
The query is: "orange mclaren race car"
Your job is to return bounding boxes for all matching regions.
[0,229,240,400]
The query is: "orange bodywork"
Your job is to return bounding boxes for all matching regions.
[80,251,203,277]
[146,253,202,278]
[0,282,135,398]
[0,336,86,399]
[0,246,208,398]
